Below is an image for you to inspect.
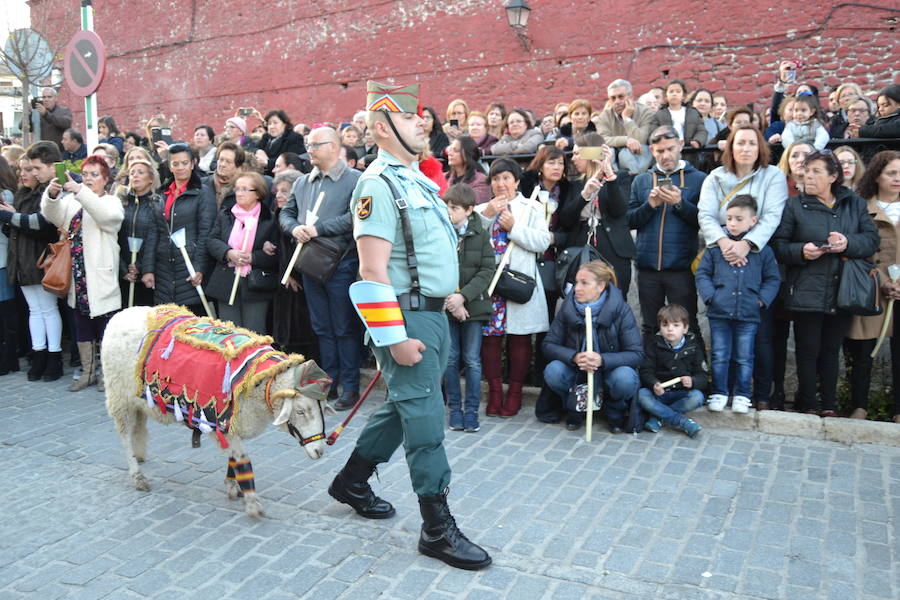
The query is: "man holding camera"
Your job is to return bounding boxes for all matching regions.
[627,125,707,341]
[32,88,73,150]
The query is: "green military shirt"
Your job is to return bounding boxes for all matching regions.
[351,149,459,298]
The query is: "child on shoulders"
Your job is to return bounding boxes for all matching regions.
[637,304,707,437]
[695,194,781,414]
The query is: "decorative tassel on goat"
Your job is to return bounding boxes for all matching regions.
[155,396,168,414]
[215,429,229,449]
[145,386,154,408]
[173,400,184,422]
[160,336,175,360]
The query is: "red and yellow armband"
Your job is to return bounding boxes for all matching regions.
[349,281,408,347]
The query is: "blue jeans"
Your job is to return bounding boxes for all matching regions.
[709,318,758,398]
[638,388,704,426]
[302,255,362,394]
[543,360,639,425]
[444,319,484,419]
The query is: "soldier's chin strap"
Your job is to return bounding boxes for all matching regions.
[383,112,419,158]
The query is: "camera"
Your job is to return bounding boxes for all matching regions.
[30,98,43,109]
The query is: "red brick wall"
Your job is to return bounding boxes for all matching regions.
[33,0,899,139]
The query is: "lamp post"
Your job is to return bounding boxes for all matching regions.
[505,0,532,50]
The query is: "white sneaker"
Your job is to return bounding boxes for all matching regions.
[732,396,751,414]
[708,394,728,412]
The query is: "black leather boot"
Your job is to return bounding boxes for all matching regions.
[27,350,47,381]
[328,450,395,519]
[418,488,492,570]
[42,351,63,382]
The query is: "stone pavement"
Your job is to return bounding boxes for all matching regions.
[1,369,898,600]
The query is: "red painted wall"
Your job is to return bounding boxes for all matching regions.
[33,0,900,139]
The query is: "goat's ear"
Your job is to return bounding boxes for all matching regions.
[273,396,293,426]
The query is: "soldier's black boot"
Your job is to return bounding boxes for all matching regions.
[328,450,395,519]
[418,488,492,570]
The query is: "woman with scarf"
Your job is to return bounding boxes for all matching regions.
[476,158,551,418]
[542,260,643,431]
[206,171,278,333]
[150,142,216,315]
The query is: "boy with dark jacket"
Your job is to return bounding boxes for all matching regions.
[637,304,707,437]
[443,184,494,432]
[696,194,781,414]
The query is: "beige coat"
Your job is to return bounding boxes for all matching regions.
[41,185,124,318]
[595,102,656,146]
[847,198,900,340]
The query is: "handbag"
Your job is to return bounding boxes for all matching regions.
[837,257,882,316]
[555,245,603,292]
[569,382,603,412]
[247,267,278,292]
[494,267,536,304]
[36,226,77,298]
[297,236,344,283]
[536,258,557,294]
[690,178,751,274]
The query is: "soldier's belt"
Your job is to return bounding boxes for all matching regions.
[397,294,445,312]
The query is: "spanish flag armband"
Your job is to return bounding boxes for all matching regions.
[349,281,408,347]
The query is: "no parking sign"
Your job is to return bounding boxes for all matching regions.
[64,30,107,97]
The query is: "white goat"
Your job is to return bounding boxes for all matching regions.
[102,306,328,517]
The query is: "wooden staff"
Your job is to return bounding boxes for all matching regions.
[170,228,216,319]
[126,236,143,308]
[228,217,256,306]
[281,191,324,286]
[485,187,540,297]
[871,264,900,357]
[660,376,682,389]
[585,305,594,442]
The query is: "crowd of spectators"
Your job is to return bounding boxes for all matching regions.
[1,64,899,436]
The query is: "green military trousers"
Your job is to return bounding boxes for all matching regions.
[354,310,451,495]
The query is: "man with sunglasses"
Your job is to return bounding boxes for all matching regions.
[628,126,707,342]
[597,78,655,174]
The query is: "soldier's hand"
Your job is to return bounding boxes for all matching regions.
[391,338,426,366]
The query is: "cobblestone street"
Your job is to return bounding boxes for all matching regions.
[1,370,898,600]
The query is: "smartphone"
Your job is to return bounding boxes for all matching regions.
[159,127,174,145]
[54,162,67,185]
[785,68,797,84]
[150,127,162,144]
[238,107,254,117]
[657,176,675,189]
[579,146,606,161]
[816,242,833,249]
[449,119,459,128]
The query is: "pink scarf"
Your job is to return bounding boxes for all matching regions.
[228,202,261,276]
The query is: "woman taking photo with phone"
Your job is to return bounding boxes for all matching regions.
[772,151,878,416]
[559,133,635,294]
[41,155,124,392]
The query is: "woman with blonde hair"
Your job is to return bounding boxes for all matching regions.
[118,150,161,308]
[541,259,643,431]
[443,99,470,142]
[466,111,498,156]
[776,141,814,197]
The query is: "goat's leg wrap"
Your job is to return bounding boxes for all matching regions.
[233,456,256,493]
[225,457,237,482]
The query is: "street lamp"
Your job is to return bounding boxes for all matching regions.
[505,0,532,50]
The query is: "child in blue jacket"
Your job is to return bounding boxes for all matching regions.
[695,194,781,414]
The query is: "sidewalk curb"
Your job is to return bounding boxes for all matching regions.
[358,370,900,447]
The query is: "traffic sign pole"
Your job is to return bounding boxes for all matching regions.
[81,0,99,150]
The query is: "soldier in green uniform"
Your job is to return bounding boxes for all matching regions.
[327,81,491,571]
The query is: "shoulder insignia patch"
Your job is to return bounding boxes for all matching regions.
[356,196,372,220]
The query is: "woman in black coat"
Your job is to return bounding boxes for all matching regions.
[117,154,160,308]
[541,260,643,431]
[150,143,216,313]
[771,151,879,416]
[254,109,306,176]
[559,132,635,294]
[206,171,278,334]
[860,84,900,140]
